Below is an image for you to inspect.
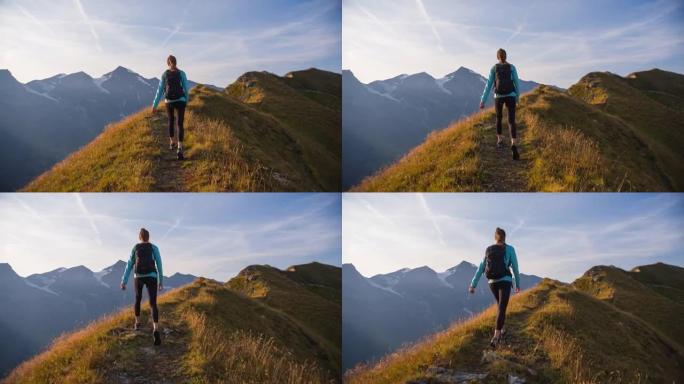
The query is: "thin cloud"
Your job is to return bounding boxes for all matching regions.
[74,193,102,246]
[417,193,446,246]
[1,194,340,280]
[415,0,443,51]
[72,0,102,51]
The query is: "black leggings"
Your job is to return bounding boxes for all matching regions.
[495,96,517,139]
[489,281,512,330]
[134,276,159,322]
[166,101,186,142]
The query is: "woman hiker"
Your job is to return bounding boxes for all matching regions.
[469,227,521,348]
[480,48,521,160]
[121,228,164,345]
[152,55,190,160]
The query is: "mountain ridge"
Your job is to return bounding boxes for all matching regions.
[344,262,684,383]
[3,262,341,383]
[21,68,341,192]
[353,68,683,192]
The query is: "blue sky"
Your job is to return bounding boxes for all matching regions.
[0,0,341,85]
[343,193,684,282]
[0,193,341,280]
[343,0,684,87]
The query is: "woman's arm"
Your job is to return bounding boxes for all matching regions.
[152,72,166,109]
[509,245,521,290]
[181,71,190,103]
[153,245,163,287]
[512,66,521,102]
[480,66,495,104]
[470,257,486,288]
[121,247,136,286]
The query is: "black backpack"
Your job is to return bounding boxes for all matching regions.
[165,69,184,100]
[134,243,157,274]
[494,64,515,94]
[485,244,511,279]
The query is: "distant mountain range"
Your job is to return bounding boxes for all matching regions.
[4,262,341,383]
[21,68,341,192]
[0,66,219,191]
[353,68,684,192]
[342,67,541,188]
[0,261,197,376]
[342,261,542,371]
[345,262,684,383]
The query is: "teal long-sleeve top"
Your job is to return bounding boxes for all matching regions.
[480,63,521,104]
[152,69,190,109]
[121,243,163,285]
[470,244,520,289]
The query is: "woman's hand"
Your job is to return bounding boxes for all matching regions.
[158,284,164,291]
[120,283,126,291]
[151,106,157,114]
[479,102,485,109]
[468,286,475,294]
[515,287,521,293]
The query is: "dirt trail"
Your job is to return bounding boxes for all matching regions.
[147,115,188,192]
[473,121,531,192]
[104,318,191,384]
[410,288,553,383]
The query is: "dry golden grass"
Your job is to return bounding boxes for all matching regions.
[351,112,485,191]
[184,312,328,384]
[23,111,158,192]
[226,71,341,191]
[182,112,274,191]
[522,114,605,191]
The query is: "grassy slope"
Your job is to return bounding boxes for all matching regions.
[353,70,679,192]
[227,263,341,376]
[23,69,341,192]
[226,69,341,191]
[3,278,337,384]
[345,264,684,384]
[569,70,684,190]
[573,264,684,344]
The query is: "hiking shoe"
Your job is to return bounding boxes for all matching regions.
[496,141,504,149]
[153,330,161,346]
[511,145,520,160]
[177,150,184,161]
[133,322,140,331]
[169,142,175,151]
[489,335,500,349]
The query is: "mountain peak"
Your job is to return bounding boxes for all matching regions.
[110,66,137,76]
[408,71,435,81]
[443,66,481,80]
[447,260,476,273]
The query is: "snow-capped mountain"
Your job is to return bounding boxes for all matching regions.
[0,67,220,191]
[342,67,541,188]
[0,262,197,375]
[342,261,542,370]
